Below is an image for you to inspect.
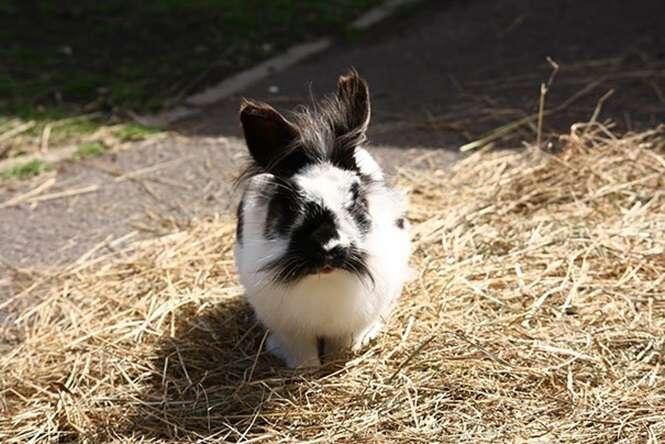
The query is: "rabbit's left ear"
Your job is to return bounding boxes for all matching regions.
[240,100,311,177]
[337,70,371,135]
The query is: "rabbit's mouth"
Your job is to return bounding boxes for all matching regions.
[260,246,373,285]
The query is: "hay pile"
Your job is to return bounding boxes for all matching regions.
[1,124,664,443]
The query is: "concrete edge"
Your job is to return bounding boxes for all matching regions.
[140,0,421,127]
[351,0,419,29]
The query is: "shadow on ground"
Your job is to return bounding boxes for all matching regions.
[113,298,345,441]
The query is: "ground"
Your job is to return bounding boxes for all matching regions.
[1,0,664,268]
[3,124,663,442]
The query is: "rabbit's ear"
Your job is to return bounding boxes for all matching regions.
[336,70,371,135]
[240,100,305,175]
[330,70,372,173]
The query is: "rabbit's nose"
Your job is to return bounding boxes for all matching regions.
[323,246,349,266]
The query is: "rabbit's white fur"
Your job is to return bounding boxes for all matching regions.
[235,147,410,368]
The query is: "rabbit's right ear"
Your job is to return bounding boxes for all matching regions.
[336,70,371,136]
[240,100,304,175]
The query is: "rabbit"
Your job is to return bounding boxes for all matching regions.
[234,71,411,368]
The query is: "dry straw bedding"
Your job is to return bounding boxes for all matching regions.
[1,124,664,443]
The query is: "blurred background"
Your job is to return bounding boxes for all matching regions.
[1,0,664,265]
[0,0,382,164]
[2,0,665,161]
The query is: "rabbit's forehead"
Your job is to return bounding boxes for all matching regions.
[294,163,357,204]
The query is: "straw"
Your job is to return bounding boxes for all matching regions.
[1,124,664,443]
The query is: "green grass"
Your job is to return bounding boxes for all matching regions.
[115,124,161,142]
[1,160,50,179]
[76,142,107,159]
[33,113,100,144]
[0,0,383,117]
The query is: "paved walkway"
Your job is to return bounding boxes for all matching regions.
[1,0,664,273]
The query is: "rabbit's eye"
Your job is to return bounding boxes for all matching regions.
[346,185,371,234]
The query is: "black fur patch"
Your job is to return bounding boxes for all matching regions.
[236,200,244,243]
[239,101,309,178]
[348,181,371,234]
[260,200,373,285]
[263,245,372,285]
[294,95,367,174]
[264,179,302,239]
[350,181,360,201]
[396,218,405,229]
[291,202,339,247]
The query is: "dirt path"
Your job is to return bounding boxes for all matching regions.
[2,0,664,273]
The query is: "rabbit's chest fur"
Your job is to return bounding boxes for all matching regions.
[236,204,410,338]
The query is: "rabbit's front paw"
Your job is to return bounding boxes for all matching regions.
[266,332,321,368]
[352,321,384,352]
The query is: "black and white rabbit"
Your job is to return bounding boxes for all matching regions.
[234,71,411,368]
